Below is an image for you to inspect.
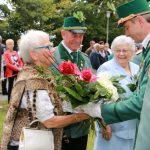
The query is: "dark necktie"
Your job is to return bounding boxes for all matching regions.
[71,52,78,63]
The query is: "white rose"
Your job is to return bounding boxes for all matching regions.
[111,86,119,101]
[97,72,112,80]
[98,78,119,102]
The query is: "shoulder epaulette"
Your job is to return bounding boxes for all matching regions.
[136,49,142,55]
[80,51,88,57]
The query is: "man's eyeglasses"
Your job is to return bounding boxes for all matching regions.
[35,45,53,50]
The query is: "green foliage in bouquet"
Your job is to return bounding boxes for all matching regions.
[127,75,138,92]
[127,83,137,92]
[55,74,114,108]
[110,75,126,94]
[35,65,51,79]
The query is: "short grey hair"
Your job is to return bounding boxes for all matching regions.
[93,43,100,49]
[19,29,49,63]
[111,35,136,52]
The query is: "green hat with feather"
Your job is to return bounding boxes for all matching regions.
[63,11,87,33]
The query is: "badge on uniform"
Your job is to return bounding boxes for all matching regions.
[147,42,150,49]
[148,67,150,76]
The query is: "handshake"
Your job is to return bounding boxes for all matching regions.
[62,101,102,118]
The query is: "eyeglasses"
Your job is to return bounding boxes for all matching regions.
[114,49,131,53]
[35,45,53,50]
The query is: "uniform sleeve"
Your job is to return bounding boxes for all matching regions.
[36,90,54,122]
[134,78,150,150]
[101,68,149,124]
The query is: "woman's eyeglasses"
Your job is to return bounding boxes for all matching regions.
[35,45,53,50]
[35,44,59,67]
[114,49,130,53]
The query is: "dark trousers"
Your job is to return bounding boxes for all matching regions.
[2,66,7,94]
[7,145,18,150]
[62,135,88,150]
[2,78,7,94]
[8,75,16,103]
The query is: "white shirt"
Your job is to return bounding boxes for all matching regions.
[21,90,54,122]
[61,41,79,60]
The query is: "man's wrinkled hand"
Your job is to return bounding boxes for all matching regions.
[102,125,112,141]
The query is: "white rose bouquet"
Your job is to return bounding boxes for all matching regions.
[97,72,125,103]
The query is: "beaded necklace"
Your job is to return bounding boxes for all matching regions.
[26,90,37,124]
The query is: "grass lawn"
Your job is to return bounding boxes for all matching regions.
[0,100,8,140]
[0,100,94,150]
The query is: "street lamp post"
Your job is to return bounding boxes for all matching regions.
[106,11,111,43]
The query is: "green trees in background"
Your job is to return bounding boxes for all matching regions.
[0,0,129,50]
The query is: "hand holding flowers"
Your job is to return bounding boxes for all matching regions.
[78,101,102,118]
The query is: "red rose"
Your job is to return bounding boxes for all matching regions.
[58,61,76,75]
[73,64,81,76]
[81,68,93,82]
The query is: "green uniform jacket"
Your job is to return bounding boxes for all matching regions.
[101,41,150,124]
[134,76,150,150]
[50,42,91,138]
[132,52,142,65]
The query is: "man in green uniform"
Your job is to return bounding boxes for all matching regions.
[134,71,150,150]
[51,13,91,150]
[80,0,150,148]
[101,0,150,124]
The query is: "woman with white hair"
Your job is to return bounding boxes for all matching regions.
[0,30,90,150]
[4,39,23,102]
[94,35,139,150]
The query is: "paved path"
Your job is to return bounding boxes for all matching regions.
[0,81,7,101]
[0,94,7,108]
[0,94,7,101]
[0,81,7,109]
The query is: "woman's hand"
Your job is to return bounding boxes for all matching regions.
[102,125,112,141]
[40,48,56,67]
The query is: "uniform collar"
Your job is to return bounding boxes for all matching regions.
[58,42,85,70]
[136,49,143,55]
[141,33,150,58]
[142,33,150,49]
[61,41,79,54]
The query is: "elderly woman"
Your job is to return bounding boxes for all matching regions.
[0,30,90,150]
[94,35,139,150]
[4,39,23,102]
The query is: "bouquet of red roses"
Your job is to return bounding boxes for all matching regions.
[55,61,96,108]
[54,61,124,108]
